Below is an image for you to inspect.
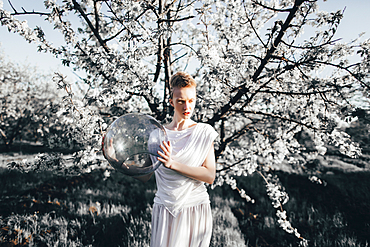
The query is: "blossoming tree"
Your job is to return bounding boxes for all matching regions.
[0,50,67,150]
[1,0,369,244]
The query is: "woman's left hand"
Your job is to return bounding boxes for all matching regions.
[157,141,175,169]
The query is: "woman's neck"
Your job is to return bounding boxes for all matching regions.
[166,118,196,131]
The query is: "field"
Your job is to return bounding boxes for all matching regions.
[0,153,369,247]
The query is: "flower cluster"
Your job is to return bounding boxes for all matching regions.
[309,175,327,186]
[262,172,308,245]
[265,174,289,208]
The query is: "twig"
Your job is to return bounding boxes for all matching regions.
[157,15,195,23]
[258,89,335,95]
[232,109,320,131]
[72,0,109,53]
[242,1,267,48]
[251,0,293,12]
[280,38,342,49]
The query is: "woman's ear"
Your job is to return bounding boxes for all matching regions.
[169,98,174,107]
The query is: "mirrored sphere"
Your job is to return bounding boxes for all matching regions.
[102,113,167,176]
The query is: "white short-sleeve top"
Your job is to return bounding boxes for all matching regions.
[153,123,218,217]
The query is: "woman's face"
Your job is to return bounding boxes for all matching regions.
[170,86,196,120]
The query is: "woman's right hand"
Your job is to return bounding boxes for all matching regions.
[157,141,175,169]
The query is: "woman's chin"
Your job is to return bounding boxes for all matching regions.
[175,112,192,120]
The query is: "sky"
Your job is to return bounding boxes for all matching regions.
[0,0,369,83]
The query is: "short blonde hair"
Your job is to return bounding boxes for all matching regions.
[169,72,197,98]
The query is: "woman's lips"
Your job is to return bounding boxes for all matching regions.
[184,112,191,116]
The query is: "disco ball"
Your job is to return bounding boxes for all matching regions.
[102,113,167,176]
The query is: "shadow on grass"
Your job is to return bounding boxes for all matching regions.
[212,171,370,247]
[0,168,153,246]
[0,166,369,246]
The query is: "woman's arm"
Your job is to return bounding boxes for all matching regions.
[157,141,216,184]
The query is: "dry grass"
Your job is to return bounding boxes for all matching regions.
[214,172,370,247]
[0,160,369,246]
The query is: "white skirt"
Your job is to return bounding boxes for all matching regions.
[150,203,212,247]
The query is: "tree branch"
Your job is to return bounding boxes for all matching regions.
[233,110,320,130]
[7,0,50,16]
[167,42,198,55]
[126,90,161,119]
[208,0,305,126]
[215,121,255,159]
[7,0,17,13]
[314,60,370,90]
[103,27,125,43]
[251,0,294,12]
[94,0,99,34]
[280,38,342,49]
[153,0,164,84]
[72,0,109,53]
[217,157,249,172]
[157,15,195,23]
[258,89,335,95]
[242,2,267,48]
[10,11,50,16]
[162,9,173,121]
[74,43,114,83]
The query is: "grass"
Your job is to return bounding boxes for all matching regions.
[217,172,370,247]
[0,165,246,247]
[0,158,369,246]
[0,168,151,246]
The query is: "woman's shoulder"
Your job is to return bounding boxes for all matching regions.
[196,122,213,128]
[197,123,217,133]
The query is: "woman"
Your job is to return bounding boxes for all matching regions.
[149,71,218,247]
[105,72,217,246]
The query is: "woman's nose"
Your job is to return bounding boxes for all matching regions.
[184,102,190,109]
